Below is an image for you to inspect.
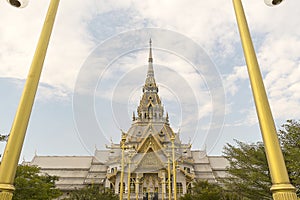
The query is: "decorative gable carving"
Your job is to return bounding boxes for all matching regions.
[135,149,164,172]
[137,135,162,153]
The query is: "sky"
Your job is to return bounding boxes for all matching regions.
[0,0,300,161]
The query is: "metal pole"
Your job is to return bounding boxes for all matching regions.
[127,155,131,200]
[120,134,126,200]
[0,1,60,199]
[167,155,171,200]
[232,0,297,199]
[135,178,139,200]
[171,135,177,200]
[161,177,164,200]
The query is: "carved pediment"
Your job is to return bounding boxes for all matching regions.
[137,134,162,153]
[135,149,164,172]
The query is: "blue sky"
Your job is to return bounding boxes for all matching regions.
[0,0,300,161]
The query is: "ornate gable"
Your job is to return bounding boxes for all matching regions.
[137,134,163,153]
[134,148,165,172]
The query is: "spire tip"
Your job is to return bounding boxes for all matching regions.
[148,38,153,63]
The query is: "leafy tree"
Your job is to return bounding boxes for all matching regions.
[180,179,235,200]
[223,141,271,199]
[0,134,8,141]
[63,185,118,200]
[13,165,62,200]
[223,119,300,199]
[279,119,300,195]
[0,134,8,158]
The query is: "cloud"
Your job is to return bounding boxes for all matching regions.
[3,1,300,101]
[2,1,300,152]
[0,1,95,101]
[224,66,248,96]
[257,36,300,121]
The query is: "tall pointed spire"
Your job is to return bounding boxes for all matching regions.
[147,38,154,79]
[137,40,163,122]
[148,38,153,63]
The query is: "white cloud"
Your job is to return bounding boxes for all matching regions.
[0,1,95,101]
[258,36,300,121]
[131,1,237,53]
[1,1,300,157]
[224,65,248,96]
[3,1,299,102]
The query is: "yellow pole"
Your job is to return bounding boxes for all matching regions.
[167,155,171,200]
[120,135,126,200]
[127,155,131,200]
[232,0,297,199]
[135,178,139,200]
[0,1,60,199]
[161,177,164,200]
[171,135,177,200]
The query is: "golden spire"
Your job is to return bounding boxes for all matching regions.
[148,38,153,63]
[146,38,155,79]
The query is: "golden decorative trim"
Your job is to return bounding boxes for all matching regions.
[273,192,298,200]
[0,191,13,200]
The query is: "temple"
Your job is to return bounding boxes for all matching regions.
[29,40,228,199]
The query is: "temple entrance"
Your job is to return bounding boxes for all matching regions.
[142,173,160,200]
[143,192,158,200]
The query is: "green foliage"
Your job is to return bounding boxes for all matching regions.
[279,119,300,195]
[0,134,8,141]
[0,134,8,158]
[223,141,272,199]
[223,119,300,199]
[13,165,62,200]
[63,185,118,200]
[180,180,235,200]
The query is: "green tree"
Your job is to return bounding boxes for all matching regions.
[223,141,271,199]
[223,119,300,199]
[63,185,118,200]
[13,165,62,200]
[0,134,8,141]
[0,134,8,158]
[279,119,300,195]
[180,180,234,200]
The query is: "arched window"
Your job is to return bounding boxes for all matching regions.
[110,183,114,190]
[177,182,183,194]
[148,105,153,118]
[130,181,135,193]
[118,182,125,193]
